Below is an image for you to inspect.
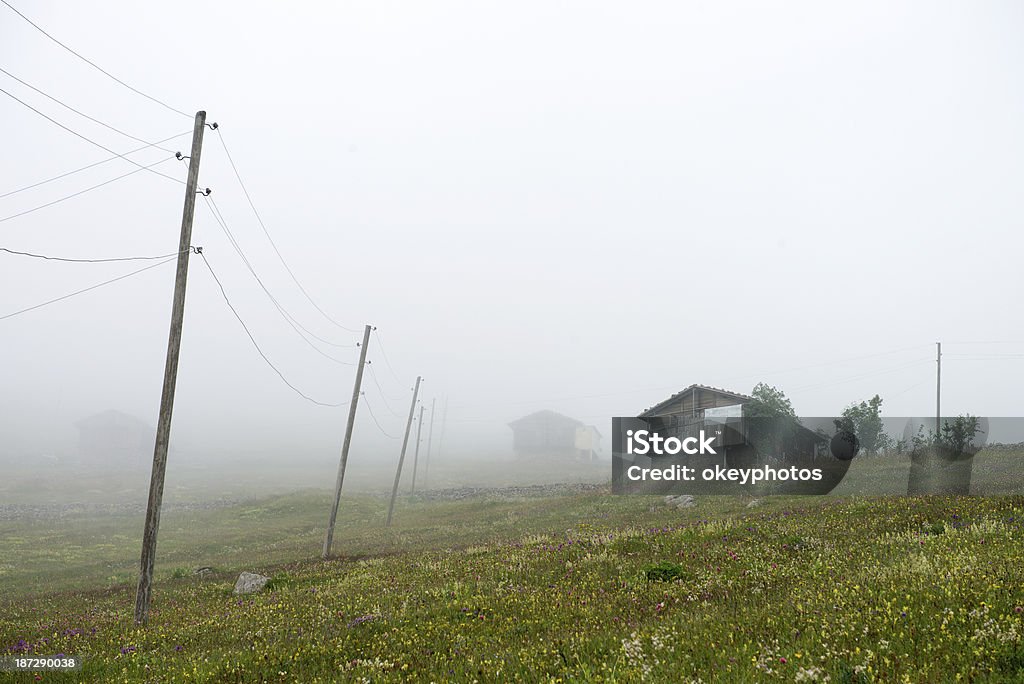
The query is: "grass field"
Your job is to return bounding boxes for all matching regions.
[2,486,1024,683]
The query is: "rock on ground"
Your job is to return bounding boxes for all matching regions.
[233,572,270,594]
[664,494,696,509]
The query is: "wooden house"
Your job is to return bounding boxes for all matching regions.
[509,410,601,460]
[639,384,752,421]
[639,384,826,461]
[76,409,154,469]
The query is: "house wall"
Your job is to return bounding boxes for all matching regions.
[78,425,151,468]
[512,417,579,457]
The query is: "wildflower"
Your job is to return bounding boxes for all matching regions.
[347,614,377,628]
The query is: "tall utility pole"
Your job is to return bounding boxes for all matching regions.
[427,396,447,489]
[936,341,942,436]
[424,397,436,481]
[409,405,425,494]
[322,324,372,559]
[135,111,207,626]
[386,375,421,527]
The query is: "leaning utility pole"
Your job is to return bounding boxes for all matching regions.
[386,375,421,526]
[135,111,207,626]
[935,341,942,436]
[424,397,436,479]
[409,405,425,494]
[426,396,447,489]
[322,324,372,558]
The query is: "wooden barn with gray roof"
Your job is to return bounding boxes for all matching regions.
[639,384,753,420]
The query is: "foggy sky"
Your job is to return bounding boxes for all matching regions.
[2,1,1022,463]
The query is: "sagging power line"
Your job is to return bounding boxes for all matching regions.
[372,328,405,385]
[214,126,360,334]
[361,389,401,439]
[0,66,178,152]
[204,196,355,350]
[0,156,178,224]
[0,86,185,185]
[201,197,358,366]
[0,246,182,263]
[199,251,350,408]
[0,0,191,118]
[0,131,191,200]
[0,255,177,321]
[366,362,405,417]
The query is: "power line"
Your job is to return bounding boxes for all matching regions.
[1,247,182,263]
[0,156,177,224]
[205,196,354,350]
[718,344,930,385]
[0,66,177,152]
[372,329,405,385]
[0,131,190,200]
[887,378,932,399]
[214,126,360,333]
[202,197,357,365]
[366,362,405,417]
[0,86,185,185]
[199,252,350,408]
[361,391,400,439]
[0,256,176,321]
[0,0,190,118]
[790,359,933,393]
[445,344,937,413]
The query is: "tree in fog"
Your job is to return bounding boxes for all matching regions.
[835,395,889,455]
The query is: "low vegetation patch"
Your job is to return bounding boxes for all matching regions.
[643,561,688,583]
[1,493,1022,682]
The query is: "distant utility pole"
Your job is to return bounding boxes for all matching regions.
[425,397,436,481]
[936,341,942,436]
[427,396,447,489]
[386,375,421,526]
[409,405,425,494]
[322,324,372,559]
[135,111,207,626]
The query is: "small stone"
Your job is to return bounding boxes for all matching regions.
[233,572,270,594]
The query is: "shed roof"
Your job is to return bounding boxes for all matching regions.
[639,384,753,418]
[508,409,585,429]
[75,409,153,431]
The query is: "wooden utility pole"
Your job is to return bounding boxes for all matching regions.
[936,341,942,436]
[409,405,425,494]
[134,111,207,626]
[427,396,447,489]
[425,397,436,480]
[386,375,421,526]
[322,324,372,558]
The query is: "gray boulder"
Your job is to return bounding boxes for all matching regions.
[233,572,270,594]
[664,494,696,509]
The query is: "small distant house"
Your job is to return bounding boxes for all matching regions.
[76,410,154,469]
[509,410,602,461]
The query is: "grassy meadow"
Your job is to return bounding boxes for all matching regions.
[1,486,1024,682]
